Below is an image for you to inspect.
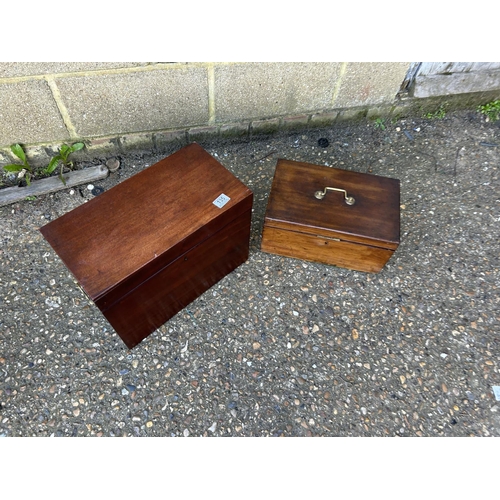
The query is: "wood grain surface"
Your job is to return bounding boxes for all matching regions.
[103,210,252,348]
[40,143,253,348]
[40,143,252,301]
[261,226,393,273]
[263,159,400,248]
[261,158,400,272]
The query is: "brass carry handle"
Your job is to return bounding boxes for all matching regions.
[314,186,355,205]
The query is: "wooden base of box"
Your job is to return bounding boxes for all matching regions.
[261,226,394,273]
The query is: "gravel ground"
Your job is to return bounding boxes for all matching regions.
[1,109,499,439]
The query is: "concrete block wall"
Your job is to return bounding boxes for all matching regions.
[0,62,411,162]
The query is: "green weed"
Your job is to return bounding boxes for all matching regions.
[424,104,447,120]
[373,118,386,130]
[2,141,85,187]
[477,100,500,122]
[43,142,84,185]
[2,144,34,185]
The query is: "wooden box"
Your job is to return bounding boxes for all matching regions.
[40,143,253,349]
[260,158,400,273]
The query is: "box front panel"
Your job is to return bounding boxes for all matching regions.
[261,226,394,273]
[102,210,252,348]
[94,194,253,309]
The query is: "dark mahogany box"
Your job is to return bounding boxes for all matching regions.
[40,143,253,348]
[260,158,400,273]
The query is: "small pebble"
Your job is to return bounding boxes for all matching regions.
[466,391,475,401]
[45,297,60,308]
[87,184,94,191]
[106,158,120,172]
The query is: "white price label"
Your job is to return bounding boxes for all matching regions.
[493,386,500,401]
[213,193,230,208]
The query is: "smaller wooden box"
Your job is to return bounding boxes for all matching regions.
[260,159,400,273]
[40,143,253,349]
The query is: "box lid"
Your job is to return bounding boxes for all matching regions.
[40,143,253,302]
[264,159,400,249]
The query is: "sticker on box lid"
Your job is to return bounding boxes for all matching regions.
[213,193,230,208]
